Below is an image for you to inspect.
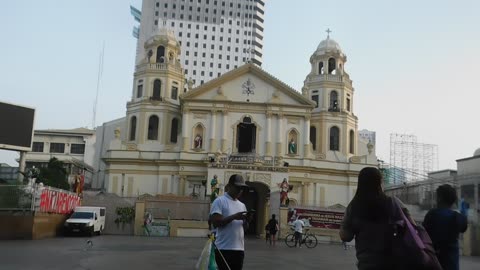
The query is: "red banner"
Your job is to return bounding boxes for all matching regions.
[288,208,344,229]
[39,189,81,214]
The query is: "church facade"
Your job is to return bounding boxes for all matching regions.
[104,26,377,234]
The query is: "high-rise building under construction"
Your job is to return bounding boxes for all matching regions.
[131,0,266,87]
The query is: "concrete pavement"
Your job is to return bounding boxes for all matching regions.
[0,236,478,270]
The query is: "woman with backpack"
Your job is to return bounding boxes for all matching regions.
[423,184,468,270]
[339,167,411,270]
[266,214,279,246]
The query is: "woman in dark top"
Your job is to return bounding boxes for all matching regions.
[340,167,409,270]
[423,184,468,270]
[266,214,279,246]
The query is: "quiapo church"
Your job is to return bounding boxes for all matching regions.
[104,25,378,236]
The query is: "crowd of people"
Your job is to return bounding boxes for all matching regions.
[207,168,469,270]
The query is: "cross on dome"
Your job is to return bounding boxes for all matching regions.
[326,28,332,38]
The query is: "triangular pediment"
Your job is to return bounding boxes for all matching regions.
[182,64,315,108]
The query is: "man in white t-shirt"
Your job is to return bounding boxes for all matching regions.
[210,174,249,270]
[292,217,305,248]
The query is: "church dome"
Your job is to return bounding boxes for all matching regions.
[315,37,343,55]
[474,148,480,157]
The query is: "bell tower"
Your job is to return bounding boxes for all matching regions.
[125,23,185,150]
[303,30,358,158]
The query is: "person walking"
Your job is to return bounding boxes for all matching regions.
[339,167,411,270]
[292,217,305,248]
[266,214,279,246]
[209,174,249,270]
[423,184,468,270]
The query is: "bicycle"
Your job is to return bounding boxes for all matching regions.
[284,228,318,248]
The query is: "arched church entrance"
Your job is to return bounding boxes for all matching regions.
[239,181,270,236]
[236,117,256,153]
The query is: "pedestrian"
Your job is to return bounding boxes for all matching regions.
[339,167,411,270]
[209,174,249,270]
[265,223,270,244]
[423,184,468,270]
[266,214,279,246]
[292,217,305,248]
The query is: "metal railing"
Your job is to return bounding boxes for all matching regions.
[0,185,34,211]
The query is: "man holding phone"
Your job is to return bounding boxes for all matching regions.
[209,174,249,270]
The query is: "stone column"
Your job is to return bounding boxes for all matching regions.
[302,182,309,206]
[304,115,311,157]
[276,114,284,156]
[221,110,228,152]
[182,109,190,151]
[265,112,272,156]
[179,176,186,196]
[209,110,217,152]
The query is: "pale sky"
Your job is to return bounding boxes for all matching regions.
[1,0,479,170]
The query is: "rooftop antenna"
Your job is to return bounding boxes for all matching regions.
[92,42,105,130]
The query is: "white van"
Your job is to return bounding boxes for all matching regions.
[64,206,106,236]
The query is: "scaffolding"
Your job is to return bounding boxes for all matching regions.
[389,133,439,184]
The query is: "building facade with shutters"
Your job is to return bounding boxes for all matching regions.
[104,25,377,235]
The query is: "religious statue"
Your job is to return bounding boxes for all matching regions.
[114,128,121,139]
[279,178,290,207]
[288,138,297,154]
[194,134,203,149]
[210,175,220,202]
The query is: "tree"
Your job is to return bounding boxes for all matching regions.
[38,158,70,191]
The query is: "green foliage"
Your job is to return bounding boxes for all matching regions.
[114,207,135,225]
[36,158,70,190]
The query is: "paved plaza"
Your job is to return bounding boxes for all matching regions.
[0,236,479,270]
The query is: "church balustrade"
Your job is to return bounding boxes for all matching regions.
[307,74,352,85]
[136,62,182,73]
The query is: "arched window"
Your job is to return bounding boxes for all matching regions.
[349,130,355,154]
[330,126,340,151]
[170,118,179,143]
[153,79,161,100]
[129,116,137,141]
[318,62,324,75]
[329,91,339,112]
[328,57,336,74]
[156,46,165,63]
[147,115,159,140]
[310,126,317,151]
[243,116,252,123]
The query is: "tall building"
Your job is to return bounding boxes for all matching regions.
[133,0,266,87]
[358,129,376,145]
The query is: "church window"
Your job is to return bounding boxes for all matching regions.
[147,115,159,140]
[170,118,179,143]
[328,58,336,74]
[347,98,351,112]
[330,126,340,151]
[137,83,143,98]
[319,62,324,74]
[153,79,161,100]
[349,130,355,154]
[243,116,252,123]
[329,91,339,112]
[156,46,165,63]
[312,95,319,108]
[129,116,137,141]
[171,86,178,100]
[310,126,317,151]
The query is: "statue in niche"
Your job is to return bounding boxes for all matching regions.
[210,175,220,202]
[288,138,297,154]
[194,134,203,149]
[278,178,291,207]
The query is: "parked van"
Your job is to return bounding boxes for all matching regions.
[64,206,106,236]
